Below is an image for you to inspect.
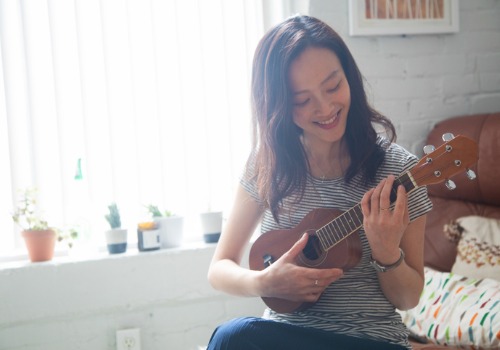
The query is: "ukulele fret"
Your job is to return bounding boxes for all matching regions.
[346,211,357,230]
[317,205,365,251]
[351,205,363,227]
[328,224,339,245]
[318,220,338,249]
[333,220,344,240]
[346,210,360,230]
[396,173,416,195]
[317,225,331,248]
[325,221,341,247]
[339,215,349,236]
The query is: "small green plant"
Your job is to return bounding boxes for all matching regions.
[11,187,50,231]
[145,204,174,218]
[56,226,79,248]
[105,203,121,229]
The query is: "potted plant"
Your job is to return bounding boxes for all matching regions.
[104,202,127,254]
[56,226,80,249]
[11,188,57,262]
[146,204,184,248]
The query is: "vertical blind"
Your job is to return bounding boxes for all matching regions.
[0,0,264,255]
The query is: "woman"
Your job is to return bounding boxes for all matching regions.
[207,15,432,350]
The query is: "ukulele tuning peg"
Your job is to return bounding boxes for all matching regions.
[423,145,435,155]
[466,169,477,180]
[445,179,456,190]
[442,133,455,142]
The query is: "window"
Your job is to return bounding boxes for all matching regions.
[0,0,265,255]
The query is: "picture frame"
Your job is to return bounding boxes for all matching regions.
[349,0,459,36]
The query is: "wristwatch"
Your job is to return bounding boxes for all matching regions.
[370,248,405,272]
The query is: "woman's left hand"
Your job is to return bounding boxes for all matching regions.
[360,175,410,265]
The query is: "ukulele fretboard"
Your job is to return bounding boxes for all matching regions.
[316,172,416,251]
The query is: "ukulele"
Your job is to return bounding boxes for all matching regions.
[249,134,479,313]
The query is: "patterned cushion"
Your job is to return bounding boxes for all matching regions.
[445,215,500,282]
[399,267,500,349]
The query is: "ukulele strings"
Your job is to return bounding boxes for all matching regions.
[314,173,411,249]
[413,149,461,186]
[315,156,453,251]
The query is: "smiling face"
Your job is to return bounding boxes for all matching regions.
[289,46,351,149]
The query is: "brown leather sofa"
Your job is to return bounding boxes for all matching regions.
[409,112,500,349]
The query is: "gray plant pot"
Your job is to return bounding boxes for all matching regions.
[200,211,223,243]
[105,228,128,254]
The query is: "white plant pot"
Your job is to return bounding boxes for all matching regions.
[200,211,223,243]
[155,216,184,248]
[105,228,128,254]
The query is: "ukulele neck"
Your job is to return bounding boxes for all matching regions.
[316,172,417,252]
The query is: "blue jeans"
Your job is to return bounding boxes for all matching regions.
[207,317,407,350]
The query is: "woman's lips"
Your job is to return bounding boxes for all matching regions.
[315,110,341,129]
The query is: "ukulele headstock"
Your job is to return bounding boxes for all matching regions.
[412,133,478,189]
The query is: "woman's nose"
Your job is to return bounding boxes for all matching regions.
[313,95,333,116]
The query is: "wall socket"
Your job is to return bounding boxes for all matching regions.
[116,328,141,350]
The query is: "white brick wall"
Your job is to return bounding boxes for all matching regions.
[0,245,265,350]
[1,1,499,349]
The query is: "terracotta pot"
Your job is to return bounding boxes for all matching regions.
[22,229,57,262]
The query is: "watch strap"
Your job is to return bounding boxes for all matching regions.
[370,248,405,273]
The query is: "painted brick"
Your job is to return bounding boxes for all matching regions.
[405,54,468,77]
[462,10,500,31]
[443,74,481,97]
[477,53,500,72]
[373,100,410,120]
[462,32,500,52]
[377,36,446,56]
[471,93,500,114]
[409,97,471,121]
[372,77,440,100]
[346,37,381,56]
[357,55,407,78]
[480,73,500,92]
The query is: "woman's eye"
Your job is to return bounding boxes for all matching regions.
[294,99,309,107]
[327,82,341,93]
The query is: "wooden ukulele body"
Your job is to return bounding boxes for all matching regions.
[249,208,362,313]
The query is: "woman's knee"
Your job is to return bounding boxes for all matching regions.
[207,317,263,350]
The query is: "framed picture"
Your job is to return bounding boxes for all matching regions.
[349,0,459,36]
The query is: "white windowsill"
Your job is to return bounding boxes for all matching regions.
[0,240,217,271]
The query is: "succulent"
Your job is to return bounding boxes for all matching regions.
[105,203,121,229]
[56,226,80,248]
[145,204,174,218]
[145,204,163,218]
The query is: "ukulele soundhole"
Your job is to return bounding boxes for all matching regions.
[302,233,323,261]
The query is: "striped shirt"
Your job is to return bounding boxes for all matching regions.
[241,140,433,349]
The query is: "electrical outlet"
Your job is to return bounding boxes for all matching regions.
[116,328,141,350]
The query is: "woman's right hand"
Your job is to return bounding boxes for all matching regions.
[258,233,344,303]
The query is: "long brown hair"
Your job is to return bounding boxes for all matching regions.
[249,15,396,221]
